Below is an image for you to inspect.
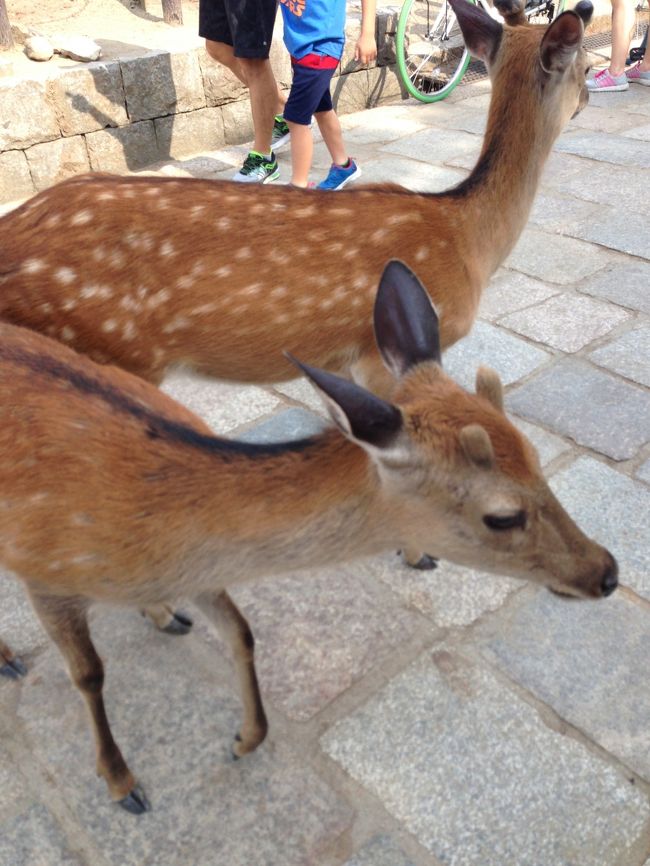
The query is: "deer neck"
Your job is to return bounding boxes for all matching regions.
[446,74,555,279]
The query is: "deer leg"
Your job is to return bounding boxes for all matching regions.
[197,590,267,759]
[27,590,150,814]
[141,603,193,635]
[400,547,439,571]
[0,636,27,679]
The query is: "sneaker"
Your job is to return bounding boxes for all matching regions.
[586,68,629,92]
[271,116,291,151]
[232,151,280,184]
[626,62,650,86]
[316,159,361,191]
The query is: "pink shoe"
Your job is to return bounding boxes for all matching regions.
[626,62,650,85]
[586,68,629,92]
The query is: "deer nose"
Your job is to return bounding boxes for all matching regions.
[600,555,618,597]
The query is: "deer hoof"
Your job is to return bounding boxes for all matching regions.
[400,551,438,571]
[161,610,193,635]
[0,656,27,679]
[118,785,151,815]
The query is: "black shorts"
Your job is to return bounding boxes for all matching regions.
[284,63,335,125]
[199,0,277,59]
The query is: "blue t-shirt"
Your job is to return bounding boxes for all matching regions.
[280,0,346,61]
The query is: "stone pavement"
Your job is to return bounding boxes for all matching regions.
[1,75,650,866]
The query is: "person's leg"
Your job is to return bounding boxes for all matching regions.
[240,58,283,156]
[287,121,313,186]
[205,39,248,85]
[609,0,635,75]
[316,109,348,167]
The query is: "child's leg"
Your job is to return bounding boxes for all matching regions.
[287,121,313,187]
[315,110,348,167]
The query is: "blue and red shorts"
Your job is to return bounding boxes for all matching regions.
[283,53,340,126]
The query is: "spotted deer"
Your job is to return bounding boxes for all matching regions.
[0,261,617,813]
[0,0,593,400]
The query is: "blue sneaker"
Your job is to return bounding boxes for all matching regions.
[317,159,361,190]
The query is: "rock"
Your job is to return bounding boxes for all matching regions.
[24,35,54,62]
[51,34,102,62]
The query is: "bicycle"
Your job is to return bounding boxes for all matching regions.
[396,0,567,103]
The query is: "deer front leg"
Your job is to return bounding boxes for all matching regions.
[0,636,27,679]
[141,602,193,635]
[197,590,267,759]
[28,590,149,814]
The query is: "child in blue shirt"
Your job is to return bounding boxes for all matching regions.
[279,0,376,189]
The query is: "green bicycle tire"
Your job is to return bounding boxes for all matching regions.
[396,0,472,103]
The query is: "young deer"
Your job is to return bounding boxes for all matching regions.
[0,0,594,399]
[0,261,617,814]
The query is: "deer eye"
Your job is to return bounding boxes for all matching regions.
[483,511,527,531]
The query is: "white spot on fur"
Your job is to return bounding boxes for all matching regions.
[240,284,262,297]
[216,265,232,278]
[192,303,217,314]
[80,284,113,300]
[55,267,76,285]
[102,319,118,333]
[71,210,92,226]
[191,205,206,217]
[97,191,115,201]
[147,289,171,308]
[372,228,388,242]
[160,240,175,257]
[61,300,77,312]
[386,213,413,226]
[23,259,45,274]
[275,313,290,324]
[45,214,62,229]
[235,247,251,261]
[109,250,126,269]
[217,217,231,231]
[39,302,54,314]
[270,286,287,298]
[122,321,137,340]
[60,326,76,341]
[415,246,428,262]
[176,275,194,290]
[162,316,190,333]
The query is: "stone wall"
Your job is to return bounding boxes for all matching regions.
[0,9,403,204]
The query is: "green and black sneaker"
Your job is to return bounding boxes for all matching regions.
[271,115,291,151]
[232,151,280,184]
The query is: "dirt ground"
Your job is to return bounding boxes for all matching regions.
[5,0,201,52]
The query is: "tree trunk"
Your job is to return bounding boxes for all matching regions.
[0,0,14,50]
[161,0,183,26]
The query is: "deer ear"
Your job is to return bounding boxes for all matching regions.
[539,9,586,74]
[448,0,502,66]
[459,424,495,469]
[373,260,442,379]
[286,354,403,448]
[475,366,504,413]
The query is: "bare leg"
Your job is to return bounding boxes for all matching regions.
[197,590,267,758]
[609,0,636,75]
[0,636,26,679]
[641,1,650,71]
[287,121,313,186]
[315,109,348,166]
[28,591,149,814]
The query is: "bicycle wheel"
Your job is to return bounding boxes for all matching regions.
[396,0,472,103]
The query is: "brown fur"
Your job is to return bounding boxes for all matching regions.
[0,319,615,808]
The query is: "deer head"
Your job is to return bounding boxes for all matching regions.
[296,260,617,599]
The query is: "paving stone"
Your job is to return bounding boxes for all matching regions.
[25,135,91,191]
[578,261,650,314]
[0,743,31,820]
[507,359,650,461]
[498,293,630,353]
[17,609,352,866]
[510,417,571,467]
[567,105,650,134]
[478,590,650,780]
[0,149,35,203]
[161,372,280,435]
[589,326,650,387]
[637,459,650,485]
[231,566,421,721]
[273,378,327,414]
[541,154,649,216]
[620,122,650,141]
[0,804,86,866]
[339,103,430,142]
[549,457,650,600]
[479,271,561,321]
[154,106,226,159]
[343,834,417,866]
[46,62,127,135]
[374,553,521,628]
[359,155,467,192]
[528,191,600,232]
[381,126,482,166]
[0,79,59,149]
[322,651,649,866]
[553,129,648,168]
[505,229,613,284]
[0,569,47,661]
[85,121,160,173]
[569,207,650,261]
[121,50,206,122]
[239,408,326,444]
[443,321,550,392]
